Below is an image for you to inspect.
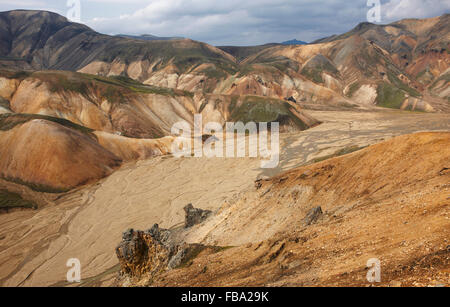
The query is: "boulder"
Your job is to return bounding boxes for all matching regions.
[302,206,323,226]
[116,225,176,278]
[184,204,212,228]
[116,224,212,279]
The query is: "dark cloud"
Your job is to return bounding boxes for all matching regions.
[87,0,370,45]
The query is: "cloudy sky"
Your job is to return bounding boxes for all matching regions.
[0,0,449,45]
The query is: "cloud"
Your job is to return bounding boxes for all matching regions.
[86,0,372,45]
[381,0,450,22]
[1,0,449,45]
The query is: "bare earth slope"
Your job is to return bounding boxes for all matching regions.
[149,132,450,287]
[0,114,121,192]
[0,110,448,287]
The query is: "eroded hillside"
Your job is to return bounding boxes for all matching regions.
[122,132,450,287]
[0,70,319,138]
[0,68,319,200]
[0,110,448,287]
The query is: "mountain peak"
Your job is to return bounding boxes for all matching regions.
[281,39,308,45]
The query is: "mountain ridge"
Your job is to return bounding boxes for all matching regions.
[0,10,448,113]
[281,39,308,45]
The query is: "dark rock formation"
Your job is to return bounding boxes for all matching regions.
[285,96,297,103]
[302,206,323,226]
[116,205,216,281]
[116,225,176,278]
[116,224,216,281]
[184,204,212,228]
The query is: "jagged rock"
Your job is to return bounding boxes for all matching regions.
[302,206,323,226]
[255,179,263,190]
[115,206,215,281]
[439,167,449,175]
[168,247,188,269]
[116,224,213,280]
[184,204,212,228]
[168,243,207,269]
[286,96,297,103]
[116,224,177,278]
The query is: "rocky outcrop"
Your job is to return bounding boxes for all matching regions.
[116,205,215,282]
[116,225,176,278]
[302,206,323,226]
[116,224,213,283]
[184,204,212,228]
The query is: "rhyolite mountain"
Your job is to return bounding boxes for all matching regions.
[0,10,448,112]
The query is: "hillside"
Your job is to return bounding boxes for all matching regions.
[0,68,320,194]
[0,10,237,84]
[0,69,320,138]
[217,44,281,62]
[115,34,184,41]
[120,132,450,287]
[0,113,121,193]
[0,108,448,287]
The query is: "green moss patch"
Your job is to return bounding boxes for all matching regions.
[3,176,70,194]
[0,97,10,110]
[301,67,324,83]
[230,96,308,130]
[0,190,37,211]
[387,72,421,98]
[310,145,368,164]
[0,113,95,136]
[346,82,361,98]
[301,55,339,84]
[27,71,193,105]
[0,70,32,80]
[376,82,406,109]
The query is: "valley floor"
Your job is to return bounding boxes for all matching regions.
[0,109,449,287]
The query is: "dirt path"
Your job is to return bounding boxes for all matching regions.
[0,109,449,286]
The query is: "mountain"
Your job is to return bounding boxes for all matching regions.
[0,10,237,84]
[217,44,280,62]
[281,39,308,45]
[0,10,448,112]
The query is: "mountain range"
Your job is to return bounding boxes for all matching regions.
[0,9,448,288]
[0,10,448,113]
